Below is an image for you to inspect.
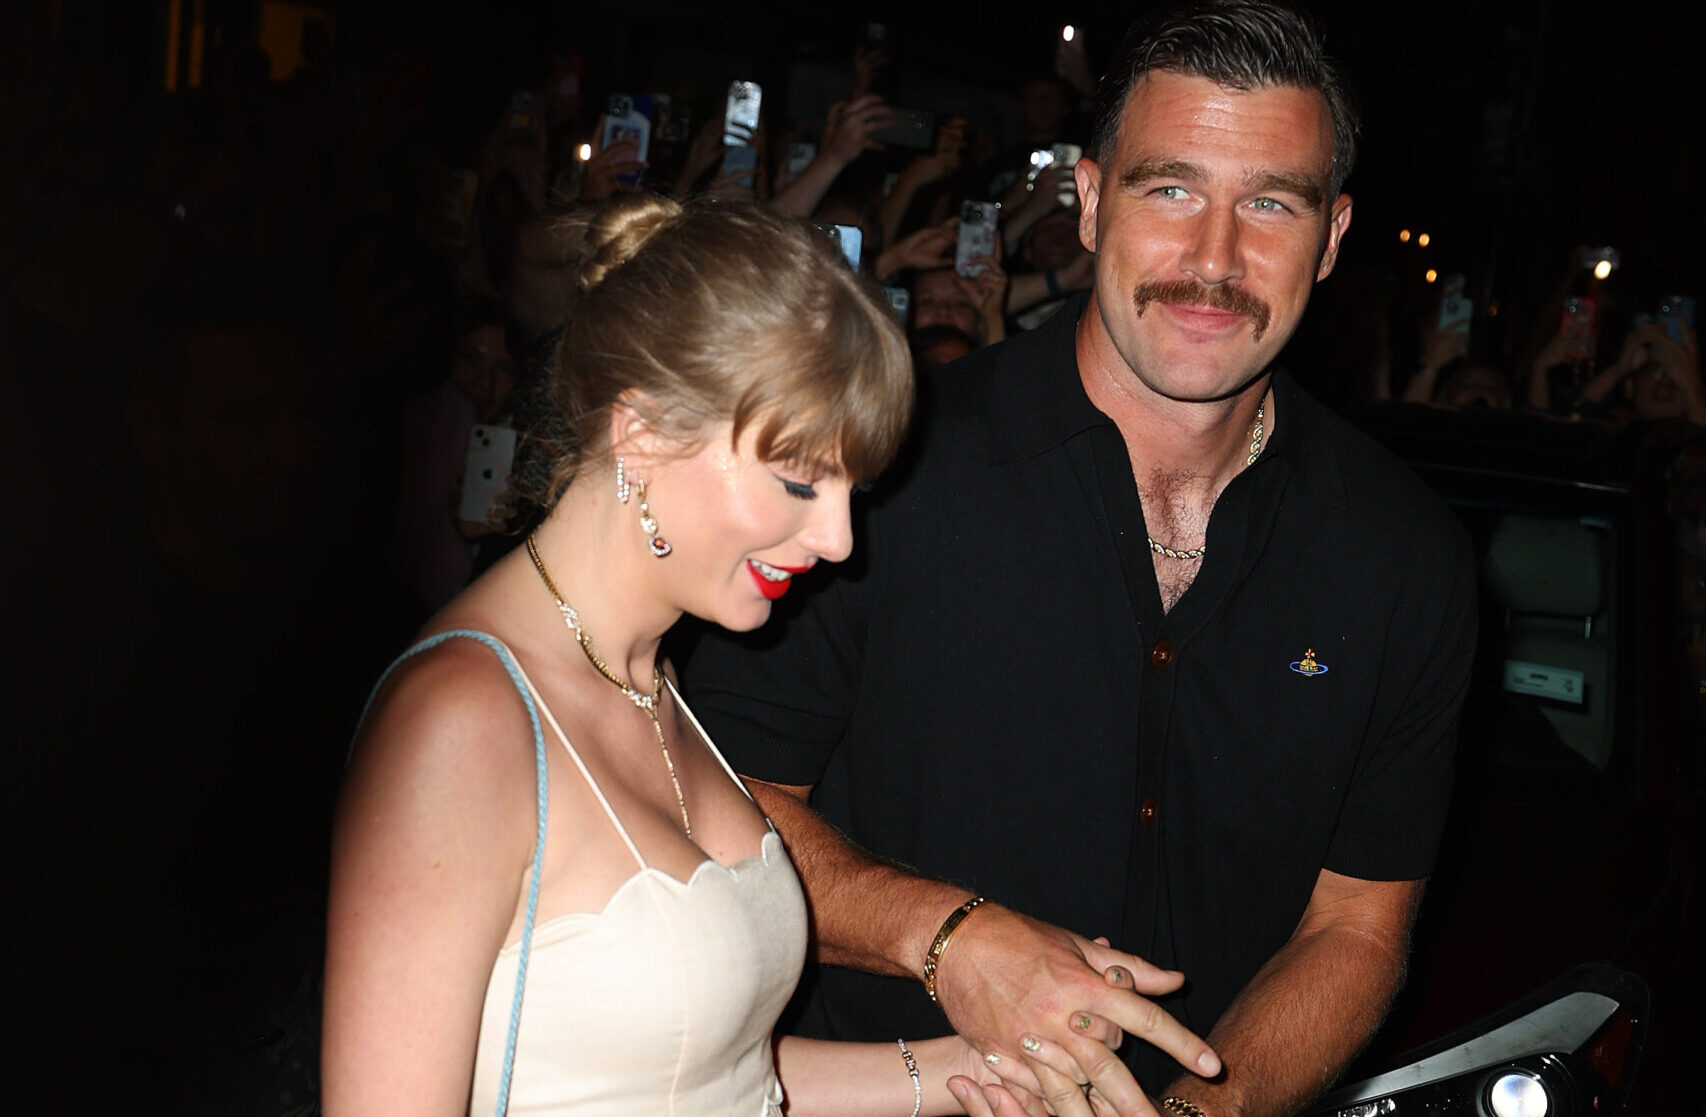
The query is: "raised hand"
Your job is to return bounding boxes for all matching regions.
[822,94,894,166]
[874,221,957,280]
[580,136,645,201]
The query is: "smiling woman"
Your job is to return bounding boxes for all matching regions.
[322,195,1046,1116]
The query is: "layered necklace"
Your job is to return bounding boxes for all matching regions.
[525,533,691,838]
[1146,401,1266,562]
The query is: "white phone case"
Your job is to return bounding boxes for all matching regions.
[459,424,517,523]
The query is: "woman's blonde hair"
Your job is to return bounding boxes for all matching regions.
[532,194,913,503]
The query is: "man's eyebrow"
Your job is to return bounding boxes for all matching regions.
[1245,170,1324,211]
[1118,157,1202,190]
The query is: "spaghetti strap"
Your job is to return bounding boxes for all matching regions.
[514,667,649,872]
[664,676,758,806]
[351,628,546,1117]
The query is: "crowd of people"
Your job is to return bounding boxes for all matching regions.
[7,0,1699,1113]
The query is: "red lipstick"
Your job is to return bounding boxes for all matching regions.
[748,560,811,600]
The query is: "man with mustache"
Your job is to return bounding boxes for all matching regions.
[682,4,1475,1116]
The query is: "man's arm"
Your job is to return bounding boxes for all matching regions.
[748,779,1222,1117]
[1156,870,1423,1117]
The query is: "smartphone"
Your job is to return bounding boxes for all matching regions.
[600,94,652,187]
[724,80,762,146]
[824,223,863,272]
[504,90,535,138]
[860,23,893,96]
[786,141,817,176]
[956,201,999,278]
[1028,143,1083,208]
[1575,245,1621,273]
[774,141,816,189]
[458,424,517,524]
[1560,295,1597,364]
[882,285,910,326]
[651,93,689,144]
[872,107,936,151]
[1051,143,1083,207]
[1438,274,1472,336]
[1656,294,1696,344]
[719,143,758,183]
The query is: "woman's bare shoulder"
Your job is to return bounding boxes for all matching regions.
[341,635,543,844]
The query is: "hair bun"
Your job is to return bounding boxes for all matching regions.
[577,194,683,292]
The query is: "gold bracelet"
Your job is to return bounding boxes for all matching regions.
[1160,1098,1208,1117]
[922,896,985,1003]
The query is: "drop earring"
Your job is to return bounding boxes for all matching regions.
[635,479,671,557]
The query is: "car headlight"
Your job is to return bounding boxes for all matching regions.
[1486,1070,1550,1117]
[1305,966,1648,1117]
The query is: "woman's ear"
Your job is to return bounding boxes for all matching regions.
[608,391,662,462]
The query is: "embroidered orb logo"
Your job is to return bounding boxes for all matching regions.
[1289,647,1329,676]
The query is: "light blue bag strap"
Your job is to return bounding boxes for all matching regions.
[352,628,548,1117]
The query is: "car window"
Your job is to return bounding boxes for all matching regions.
[1451,504,1623,791]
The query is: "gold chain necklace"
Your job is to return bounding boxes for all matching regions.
[525,533,691,839]
[1146,401,1265,562]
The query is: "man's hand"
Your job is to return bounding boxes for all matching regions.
[934,901,1221,1117]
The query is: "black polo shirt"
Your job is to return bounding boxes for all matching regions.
[681,295,1475,1092]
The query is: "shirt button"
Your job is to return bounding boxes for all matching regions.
[1139,797,1158,825]
[1149,639,1174,669]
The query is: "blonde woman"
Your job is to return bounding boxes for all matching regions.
[322,196,1085,1116]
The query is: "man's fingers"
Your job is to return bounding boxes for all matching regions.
[1083,941,1188,996]
[1092,990,1221,1079]
[1065,1008,1124,1051]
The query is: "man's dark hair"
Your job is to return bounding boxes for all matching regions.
[1090,0,1359,195]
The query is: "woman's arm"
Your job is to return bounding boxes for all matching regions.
[322,644,538,1116]
[772,96,892,218]
[777,1034,990,1117]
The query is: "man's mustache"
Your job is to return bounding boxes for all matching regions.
[1134,279,1272,341]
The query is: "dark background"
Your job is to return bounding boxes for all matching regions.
[5,1,1701,1112]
